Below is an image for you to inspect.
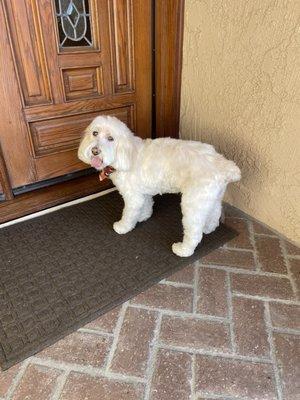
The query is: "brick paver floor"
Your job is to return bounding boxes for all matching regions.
[0,205,299,400]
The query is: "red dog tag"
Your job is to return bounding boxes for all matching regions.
[99,166,115,181]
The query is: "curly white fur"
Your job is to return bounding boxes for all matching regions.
[78,116,241,257]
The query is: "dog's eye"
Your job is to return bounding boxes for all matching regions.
[92,131,98,137]
[107,136,114,141]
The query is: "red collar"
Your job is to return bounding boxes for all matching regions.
[99,166,115,181]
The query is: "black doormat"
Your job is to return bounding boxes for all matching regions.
[0,191,237,370]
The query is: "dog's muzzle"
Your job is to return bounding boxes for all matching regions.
[89,145,103,169]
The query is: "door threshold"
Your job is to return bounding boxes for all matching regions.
[0,174,113,224]
[13,169,96,196]
[0,187,116,229]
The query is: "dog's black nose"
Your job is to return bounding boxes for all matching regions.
[91,146,99,156]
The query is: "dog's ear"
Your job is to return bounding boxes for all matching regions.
[114,135,133,171]
[78,128,92,164]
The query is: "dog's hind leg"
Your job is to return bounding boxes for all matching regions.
[138,195,154,222]
[203,203,222,234]
[172,186,218,257]
[113,193,145,234]
[203,200,222,234]
[203,186,225,234]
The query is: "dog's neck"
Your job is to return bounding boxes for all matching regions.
[99,136,144,181]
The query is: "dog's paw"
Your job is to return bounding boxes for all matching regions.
[172,242,194,257]
[113,221,133,235]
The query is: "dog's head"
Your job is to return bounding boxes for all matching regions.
[78,116,135,171]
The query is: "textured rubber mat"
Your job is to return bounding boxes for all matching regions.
[0,191,237,370]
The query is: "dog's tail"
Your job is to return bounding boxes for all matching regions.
[222,160,241,183]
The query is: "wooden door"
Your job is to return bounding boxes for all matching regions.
[0,0,151,189]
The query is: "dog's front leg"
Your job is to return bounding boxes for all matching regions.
[138,195,153,222]
[113,193,145,234]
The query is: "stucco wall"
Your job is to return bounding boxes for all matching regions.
[180,0,300,243]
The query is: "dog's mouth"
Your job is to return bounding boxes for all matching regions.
[90,155,103,170]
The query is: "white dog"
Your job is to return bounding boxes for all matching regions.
[78,116,241,257]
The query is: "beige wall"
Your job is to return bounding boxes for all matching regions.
[180,0,300,243]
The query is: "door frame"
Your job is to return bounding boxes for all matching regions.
[0,0,185,222]
[154,0,184,139]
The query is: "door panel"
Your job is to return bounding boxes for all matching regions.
[30,105,134,181]
[109,0,134,93]
[0,0,151,188]
[61,66,104,101]
[0,1,36,186]
[34,106,134,180]
[4,0,52,106]
[30,106,133,157]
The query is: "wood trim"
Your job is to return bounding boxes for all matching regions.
[0,143,14,201]
[155,0,184,138]
[0,174,112,223]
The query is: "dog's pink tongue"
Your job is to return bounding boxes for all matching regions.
[91,156,103,169]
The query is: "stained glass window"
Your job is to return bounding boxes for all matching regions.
[55,0,92,48]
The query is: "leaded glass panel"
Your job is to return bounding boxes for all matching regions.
[55,0,93,48]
